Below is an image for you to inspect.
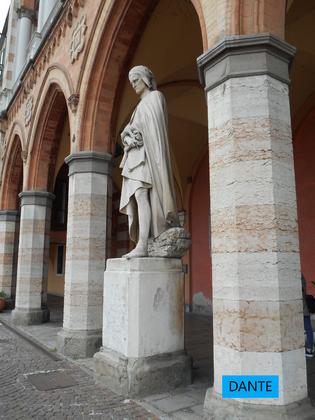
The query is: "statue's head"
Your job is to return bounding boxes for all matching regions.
[128,66,157,95]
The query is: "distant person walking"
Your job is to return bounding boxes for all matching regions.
[302,274,314,358]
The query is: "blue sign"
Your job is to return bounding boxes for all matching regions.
[222,375,279,398]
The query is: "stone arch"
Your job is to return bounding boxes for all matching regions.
[0,133,23,209]
[26,84,69,191]
[27,64,74,152]
[77,0,207,153]
[5,120,27,152]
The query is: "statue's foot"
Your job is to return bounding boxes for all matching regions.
[123,245,148,259]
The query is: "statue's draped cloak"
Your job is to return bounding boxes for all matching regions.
[119,90,177,242]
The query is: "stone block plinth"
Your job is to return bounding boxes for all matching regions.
[11,307,50,326]
[94,257,191,396]
[57,328,102,359]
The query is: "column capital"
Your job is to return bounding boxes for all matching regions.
[19,191,55,207]
[65,151,112,177]
[17,7,35,21]
[197,33,297,91]
[0,210,19,222]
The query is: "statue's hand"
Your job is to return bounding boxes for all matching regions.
[123,133,143,151]
[123,136,136,151]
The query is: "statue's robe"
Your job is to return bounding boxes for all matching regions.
[119,90,177,242]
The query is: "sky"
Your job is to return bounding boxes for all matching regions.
[0,0,11,34]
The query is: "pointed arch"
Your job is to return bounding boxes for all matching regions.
[0,134,23,209]
[27,64,74,152]
[26,85,68,191]
[26,65,73,191]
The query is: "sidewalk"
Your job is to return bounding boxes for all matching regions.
[0,310,211,419]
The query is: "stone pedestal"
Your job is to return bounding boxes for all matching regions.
[197,34,309,417]
[57,152,112,358]
[94,257,191,396]
[11,192,54,325]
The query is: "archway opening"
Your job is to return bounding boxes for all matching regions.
[28,87,70,321]
[0,135,23,302]
[286,1,315,294]
[2,135,23,210]
[109,0,211,382]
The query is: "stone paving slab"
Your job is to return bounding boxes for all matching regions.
[149,394,198,413]
[135,383,208,419]
[26,370,77,391]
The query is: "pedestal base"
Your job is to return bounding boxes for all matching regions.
[11,307,50,325]
[57,328,102,359]
[204,388,315,420]
[95,257,192,396]
[94,347,192,397]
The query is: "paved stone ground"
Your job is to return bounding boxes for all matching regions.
[0,308,212,420]
[2,302,315,419]
[0,322,156,420]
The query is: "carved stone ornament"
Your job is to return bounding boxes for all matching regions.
[70,14,87,63]
[21,150,28,163]
[24,96,33,126]
[68,94,79,112]
[0,132,6,160]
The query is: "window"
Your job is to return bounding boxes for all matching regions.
[56,244,65,275]
[51,163,69,231]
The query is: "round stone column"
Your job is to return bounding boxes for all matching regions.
[57,152,112,358]
[197,34,313,418]
[11,192,54,325]
[15,7,33,78]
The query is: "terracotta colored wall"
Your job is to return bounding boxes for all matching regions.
[294,108,315,295]
[48,243,65,296]
[190,153,212,306]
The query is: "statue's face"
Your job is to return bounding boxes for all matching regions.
[129,74,148,97]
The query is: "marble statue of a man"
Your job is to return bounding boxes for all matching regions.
[119,65,178,258]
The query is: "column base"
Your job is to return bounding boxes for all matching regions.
[94,347,192,397]
[57,328,102,359]
[204,388,315,420]
[11,307,50,325]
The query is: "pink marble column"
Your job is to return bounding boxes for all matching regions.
[198,34,312,418]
